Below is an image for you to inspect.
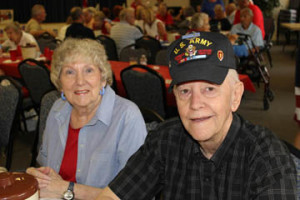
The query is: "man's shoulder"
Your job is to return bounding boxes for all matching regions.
[238,115,288,155]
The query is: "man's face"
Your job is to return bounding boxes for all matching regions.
[159,4,167,16]
[37,8,46,22]
[6,28,20,44]
[127,11,136,25]
[238,0,249,9]
[173,74,242,144]
[240,10,252,29]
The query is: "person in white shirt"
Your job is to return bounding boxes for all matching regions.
[137,7,167,41]
[2,22,40,53]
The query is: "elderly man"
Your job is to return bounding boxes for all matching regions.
[65,7,95,40]
[110,8,143,55]
[25,4,56,38]
[201,0,225,19]
[2,22,40,53]
[233,0,265,39]
[230,8,264,56]
[96,32,297,199]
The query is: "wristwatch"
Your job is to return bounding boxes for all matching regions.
[63,182,74,200]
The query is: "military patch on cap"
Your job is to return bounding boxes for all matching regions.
[217,50,224,61]
[171,32,214,67]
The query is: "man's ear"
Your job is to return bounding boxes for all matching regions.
[231,81,244,112]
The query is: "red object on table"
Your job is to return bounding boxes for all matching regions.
[0,58,256,106]
[9,50,18,61]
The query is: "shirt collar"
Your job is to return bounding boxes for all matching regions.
[54,85,116,127]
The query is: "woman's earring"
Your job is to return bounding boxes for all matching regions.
[61,91,66,100]
[100,87,105,96]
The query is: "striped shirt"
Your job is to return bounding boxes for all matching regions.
[110,21,143,56]
[109,113,297,199]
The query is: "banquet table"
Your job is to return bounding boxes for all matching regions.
[0,58,256,107]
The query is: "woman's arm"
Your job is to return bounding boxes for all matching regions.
[157,21,167,41]
[27,167,103,199]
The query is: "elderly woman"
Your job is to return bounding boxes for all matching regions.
[93,11,111,35]
[26,38,147,199]
[137,7,167,41]
[83,7,96,29]
[2,22,40,53]
[189,12,211,32]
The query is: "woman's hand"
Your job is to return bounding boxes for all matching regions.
[27,167,68,198]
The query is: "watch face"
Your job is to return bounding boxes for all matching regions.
[63,190,74,200]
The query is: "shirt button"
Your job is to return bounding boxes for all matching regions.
[204,177,210,182]
[77,169,81,172]
[80,144,84,148]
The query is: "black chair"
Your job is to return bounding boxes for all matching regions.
[121,64,167,119]
[31,90,60,166]
[36,32,61,53]
[119,44,151,63]
[0,76,22,170]
[18,59,55,113]
[140,107,164,123]
[155,49,168,66]
[262,17,275,68]
[96,35,119,61]
[135,36,162,64]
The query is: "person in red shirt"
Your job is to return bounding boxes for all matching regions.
[156,2,174,29]
[233,0,265,39]
[131,0,143,10]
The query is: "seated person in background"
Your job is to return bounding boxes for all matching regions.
[93,11,111,36]
[189,12,210,33]
[2,22,40,53]
[137,7,167,41]
[233,0,264,39]
[112,5,123,22]
[176,7,195,30]
[110,8,143,55]
[96,31,297,200]
[230,8,264,57]
[156,2,174,30]
[225,3,236,25]
[57,16,72,41]
[83,7,96,29]
[210,4,231,32]
[25,4,56,38]
[26,38,147,199]
[201,0,225,19]
[65,7,95,40]
[131,0,144,11]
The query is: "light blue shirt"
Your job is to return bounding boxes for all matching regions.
[37,86,147,188]
[230,22,264,49]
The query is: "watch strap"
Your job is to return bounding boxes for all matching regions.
[68,181,74,192]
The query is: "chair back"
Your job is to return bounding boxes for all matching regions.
[36,32,61,53]
[96,35,119,61]
[0,76,22,170]
[155,49,168,66]
[121,64,167,118]
[30,90,60,166]
[18,59,55,112]
[264,18,275,43]
[135,36,162,64]
[119,44,151,63]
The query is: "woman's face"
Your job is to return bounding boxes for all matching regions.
[93,18,104,30]
[60,59,106,111]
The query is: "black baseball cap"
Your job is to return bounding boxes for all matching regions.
[167,32,236,89]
